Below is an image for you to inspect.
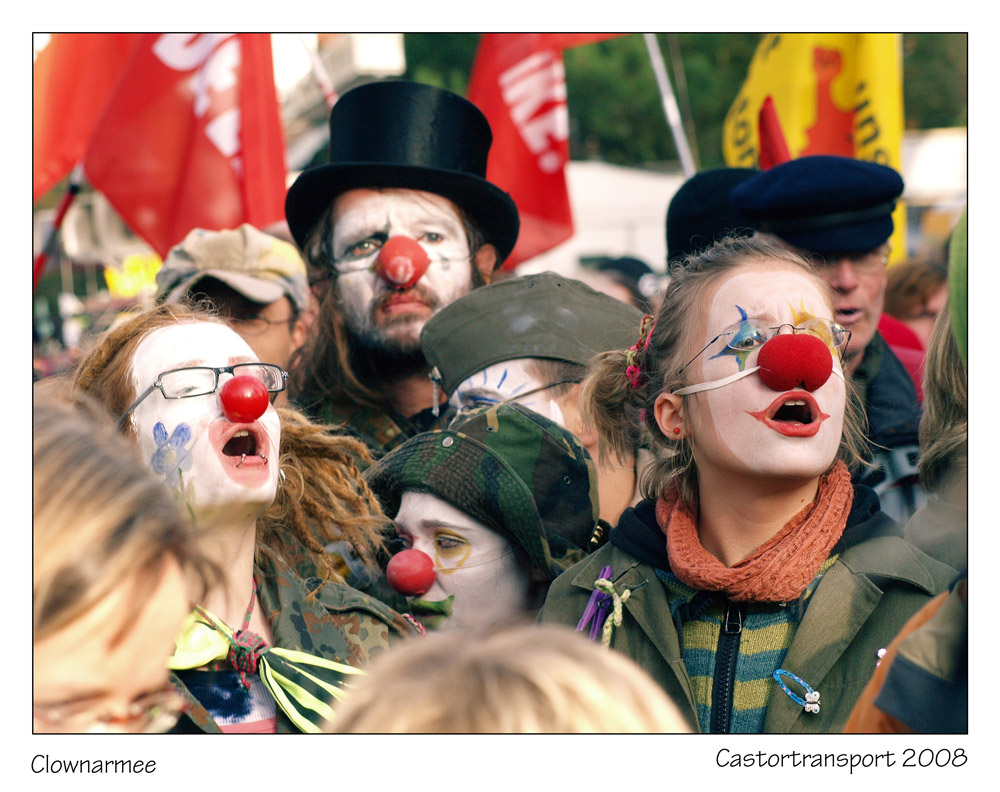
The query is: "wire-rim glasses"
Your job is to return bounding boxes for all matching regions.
[33,684,190,734]
[677,318,852,376]
[118,363,288,427]
[227,315,299,337]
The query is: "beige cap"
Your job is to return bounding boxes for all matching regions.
[156,224,309,313]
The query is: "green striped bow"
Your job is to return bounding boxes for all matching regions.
[168,604,364,733]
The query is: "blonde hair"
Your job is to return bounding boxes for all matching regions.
[71,303,391,583]
[918,305,967,493]
[582,235,867,506]
[324,624,691,733]
[33,396,217,645]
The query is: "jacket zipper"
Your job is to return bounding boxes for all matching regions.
[710,600,743,733]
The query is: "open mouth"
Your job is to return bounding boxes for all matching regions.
[746,391,829,437]
[222,429,260,458]
[210,422,270,467]
[835,307,862,325]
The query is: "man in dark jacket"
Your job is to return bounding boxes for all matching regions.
[731,156,923,523]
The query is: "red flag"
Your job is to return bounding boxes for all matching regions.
[83,34,287,258]
[468,34,623,270]
[33,34,141,203]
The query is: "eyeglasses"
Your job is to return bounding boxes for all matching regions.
[679,317,851,375]
[33,685,190,734]
[454,378,582,410]
[499,378,581,405]
[228,315,299,337]
[119,363,288,426]
[806,247,888,276]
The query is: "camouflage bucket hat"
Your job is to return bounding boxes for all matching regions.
[364,402,600,578]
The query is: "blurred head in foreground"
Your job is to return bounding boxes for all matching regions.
[324,623,690,733]
[33,396,215,733]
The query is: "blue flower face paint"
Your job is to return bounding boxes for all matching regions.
[150,421,192,488]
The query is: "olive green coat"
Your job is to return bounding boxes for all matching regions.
[539,532,957,733]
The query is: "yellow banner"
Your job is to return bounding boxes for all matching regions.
[104,252,162,298]
[723,33,906,261]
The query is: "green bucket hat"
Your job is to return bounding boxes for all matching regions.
[364,402,600,578]
[420,272,645,397]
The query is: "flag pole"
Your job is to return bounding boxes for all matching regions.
[297,34,338,109]
[33,163,84,292]
[642,33,696,178]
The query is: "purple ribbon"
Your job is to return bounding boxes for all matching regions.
[575,566,613,641]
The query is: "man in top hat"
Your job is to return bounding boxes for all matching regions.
[284,80,519,455]
[156,224,311,406]
[420,272,647,527]
[730,155,924,523]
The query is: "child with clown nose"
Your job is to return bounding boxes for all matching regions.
[538,236,957,734]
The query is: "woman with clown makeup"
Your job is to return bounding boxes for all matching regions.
[72,304,417,733]
[539,236,958,734]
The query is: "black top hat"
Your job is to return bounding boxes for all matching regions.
[285,80,520,264]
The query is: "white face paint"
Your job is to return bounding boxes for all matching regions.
[448,359,566,427]
[130,322,281,518]
[681,266,846,483]
[394,491,531,631]
[330,189,474,353]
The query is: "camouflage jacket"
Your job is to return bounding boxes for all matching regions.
[169,553,419,733]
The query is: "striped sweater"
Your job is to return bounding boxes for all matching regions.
[654,556,836,733]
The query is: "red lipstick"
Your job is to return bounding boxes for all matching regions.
[746,390,829,437]
[209,421,272,485]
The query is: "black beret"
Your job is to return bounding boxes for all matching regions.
[666,168,758,263]
[730,155,904,253]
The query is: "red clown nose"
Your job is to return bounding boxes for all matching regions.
[374,236,431,290]
[219,376,270,423]
[386,548,436,596]
[756,333,833,392]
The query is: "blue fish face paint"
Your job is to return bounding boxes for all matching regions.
[708,305,766,372]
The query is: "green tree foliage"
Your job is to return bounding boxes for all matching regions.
[903,33,967,128]
[399,33,967,168]
[563,34,761,168]
[403,33,481,95]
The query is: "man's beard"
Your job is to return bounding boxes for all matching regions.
[340,284,440,352]
[339,286,439,381]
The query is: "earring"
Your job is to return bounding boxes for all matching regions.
[672,427,680,435]
[278,468,286,489]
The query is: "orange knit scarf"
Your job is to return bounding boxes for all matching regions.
[657,460,854,602]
